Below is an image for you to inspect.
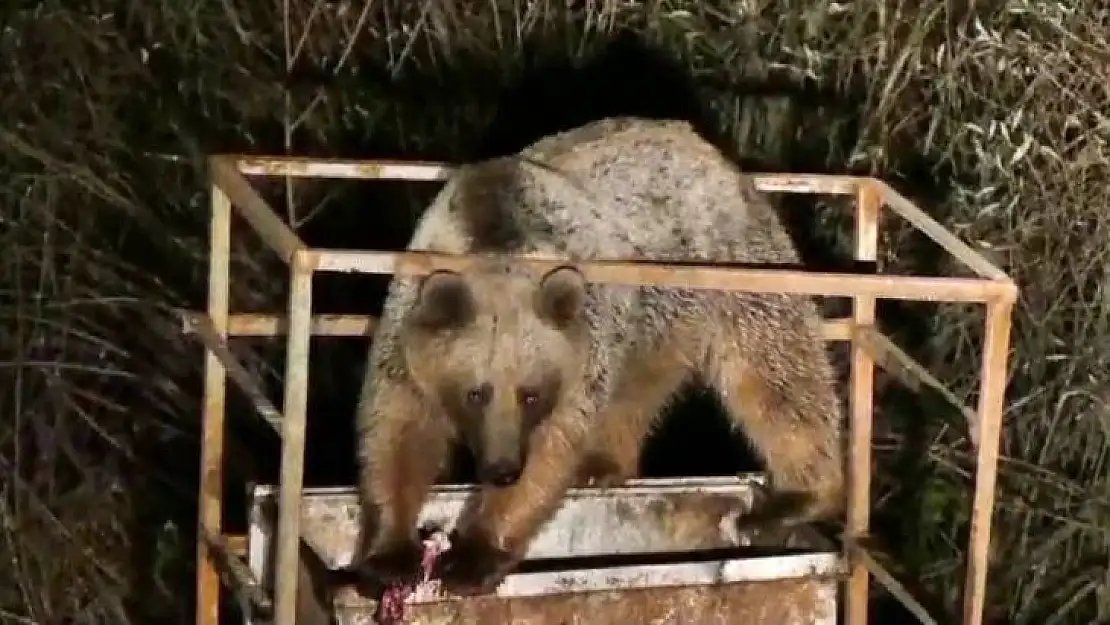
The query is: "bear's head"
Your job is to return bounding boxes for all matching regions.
[400,262,590,487]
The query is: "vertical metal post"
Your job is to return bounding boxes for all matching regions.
[847,181,881,625]
[273,252,314,625]
[197,184,231,625]
[961,298,1014,625]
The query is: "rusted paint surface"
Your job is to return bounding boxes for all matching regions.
[247,477,841,624]
[254,477,783,569]
[325,551,842,606]
[333,577,836,625]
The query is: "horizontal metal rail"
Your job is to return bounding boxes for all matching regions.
[182,312,855,340]
[305,247,1011,304]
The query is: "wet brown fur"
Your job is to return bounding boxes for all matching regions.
[352,117,845,594]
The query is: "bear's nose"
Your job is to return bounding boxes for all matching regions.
[481,461,522,487]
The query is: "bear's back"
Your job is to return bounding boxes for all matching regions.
[519,117,797,265]
[407,117,798,267]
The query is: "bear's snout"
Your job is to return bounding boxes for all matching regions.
[481,460,523,487]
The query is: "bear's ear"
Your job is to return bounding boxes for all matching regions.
[535,265,587,328]
[409,270,476,331]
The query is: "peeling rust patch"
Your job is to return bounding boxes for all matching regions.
[334,578,835,625]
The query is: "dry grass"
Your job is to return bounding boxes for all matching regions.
[1,1,1108,624]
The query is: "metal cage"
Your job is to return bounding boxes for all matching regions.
[183,155,1017,625]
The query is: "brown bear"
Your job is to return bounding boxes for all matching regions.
[351,117,845,596]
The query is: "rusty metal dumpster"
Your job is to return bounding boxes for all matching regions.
[246,475,843,625]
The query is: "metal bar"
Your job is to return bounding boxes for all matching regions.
[309,248,1008,304]
[196,184,231,625]
[183,312,855,341]
[208,156,306,265]
[226,313,374,337]
[749,173,860,195]
[961,298,1016,625]
[273,254,314,625]
[201,528,272,615]
[253,475,770,499]
[231,155,864,194]
[181,312,283,434]
[847,540,938,625]
[874,180,1011,282]
[854,327,981,446]
[236,156,453,181]
[847,180,880,625]
[226,533,249,557]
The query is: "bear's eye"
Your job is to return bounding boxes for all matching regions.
[465,383,492,407]
[518,389,540,407]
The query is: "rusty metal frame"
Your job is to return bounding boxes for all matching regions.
[186,154,1017,625]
